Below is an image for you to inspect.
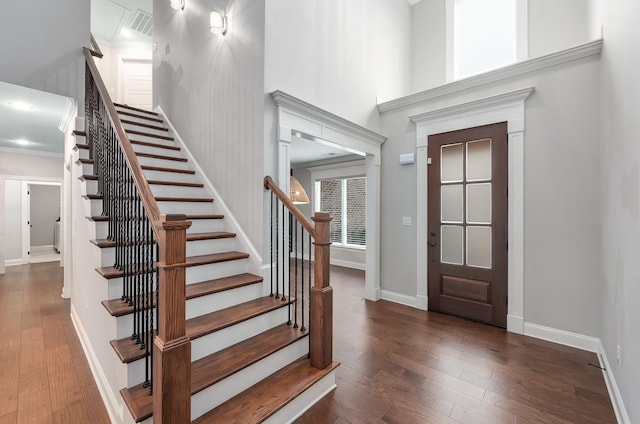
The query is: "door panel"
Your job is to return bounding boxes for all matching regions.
[428,122,508,327]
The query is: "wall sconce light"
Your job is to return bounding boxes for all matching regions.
[290,176,310,205]
[210,11,228,35]
[170,0,185,10]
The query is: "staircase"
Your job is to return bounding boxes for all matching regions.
[73,42,338,423]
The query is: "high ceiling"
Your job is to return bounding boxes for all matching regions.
[290,133,365,168]
[0,81,74,157]
[91,0,153,45]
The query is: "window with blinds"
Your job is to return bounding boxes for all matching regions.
[319,177,366,247]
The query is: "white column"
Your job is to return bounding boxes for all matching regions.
[364,154,381,301]
[507,129,525,334]
[415,144,429,310]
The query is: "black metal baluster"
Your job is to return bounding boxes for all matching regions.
[284,207,289,303]
[270,192,274,297]
[293,220,299,329]
[281,203,285,300]
[301,230,305,333]
[275,198,279,300]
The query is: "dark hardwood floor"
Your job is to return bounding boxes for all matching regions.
[296,266,616,424]
[0,262,616,423]
[0,262,110,423]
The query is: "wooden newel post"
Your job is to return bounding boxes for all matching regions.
[153,215,192,423]
[310,212,333,369]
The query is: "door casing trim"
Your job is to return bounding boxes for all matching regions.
[410,86,534,334]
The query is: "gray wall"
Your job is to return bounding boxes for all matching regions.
[153,0,266,252]
[0,0,90,101]
[29,185,61,247]
[379,55,602,337]
[594,0,640,420]
[410,0,446,93]
[528,0,590,57]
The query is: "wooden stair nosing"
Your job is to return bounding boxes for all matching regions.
[141,165,196,175]
[87,215,109,222]
[147,179,203,188]
[110,296,290,364]
[114,102,159,116]
[79,174,98,182]
[130,139,181,151]
[117,109,164,123]
[126,129,174,141]
[136,151,187,162]
[74,143,89,150]
[192,358,340,424]
[72,130,87,137]
[91,232,234,250]
[186,214,224,220]
[121,324,308,422]
[76,158,94,165]
[83,193,103,200]
[102,273,263,317]
[97,251,249,279]
[154,196,213,203]
[120,119,169,132]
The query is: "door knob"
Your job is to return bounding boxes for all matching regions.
[429,241,436,247]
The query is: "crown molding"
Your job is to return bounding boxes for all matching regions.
[378,39,602,113]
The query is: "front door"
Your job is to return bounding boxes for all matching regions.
[427,122,508,327]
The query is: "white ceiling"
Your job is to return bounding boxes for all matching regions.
[290,133,365,168]
[0,81,74,157]
[91,0,153,45]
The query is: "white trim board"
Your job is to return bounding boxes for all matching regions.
[378,39,602,113]
[597,341,632,424]
[411,87,533,332]
[70,304,123,424]
[523,322,599,353]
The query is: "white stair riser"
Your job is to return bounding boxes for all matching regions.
[117,112,162,126]
[82,179,98,195]
[93,222,108,239]
[123,124,170,138]
[131,143,181,157]
[78,162,94,175]
[136,155,191,170]
[191,306,290,361]
[157,201,214,215]
[265,371,336,424]
[75,147,90,160]
[191,337,309,421]
[187,219,225,234]
[150,184,206,198]
[86,198,104,216]
[186,238,235,257]
[127,133,175,145]
[186,259,248,284]
[142,170,199,184]
[186,282,262,320]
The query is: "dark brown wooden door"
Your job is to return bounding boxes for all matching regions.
[427,122,508,327]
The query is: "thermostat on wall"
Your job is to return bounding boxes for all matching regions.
[399,153,415,165]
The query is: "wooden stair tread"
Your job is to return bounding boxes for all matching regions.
[131,139,181,151]
[192,323,307,394]
[147,179,203,188]
[97,251,248,279]
[77,158,93,165]
[102,273,263,317]
[90,239,115,248]
[142,165,196,174]
[74,143,89,150]
[72,130,87,137]
[136,151,187,162]
[114,103,159,116]
[187,232,236,241]
[154,196,213,202]
[79,174,98,181]
[87,215,109,222]
[117,109,164,123]
[82,193,102,200]
[186,214,224,220]
[127,129,174,141]
[110,296,287,364]
[121,324,307,422]
[121,119,169,132]
[193,358,340,424]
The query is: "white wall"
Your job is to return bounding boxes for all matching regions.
[264,0,412,132]
[30,185,61,246]
[4,180,23,263]
[153,0,266,253]
[594,0,640,420]
[0,0,90,102]
[528,0,591,57]
[411,0,446,93]
[0,153,64,273]
[379,54,602,337]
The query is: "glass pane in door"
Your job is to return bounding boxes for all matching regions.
[442,184,463,223]
[467,226,492,268]
[466,183,491,224]
[441,225,464,265]
[467,139,491,181]
[441,143,463,182]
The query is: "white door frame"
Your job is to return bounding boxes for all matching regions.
[271,91,386,301]
[410,87,533,334]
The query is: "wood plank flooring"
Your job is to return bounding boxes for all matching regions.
[296,266,616,424]
[0,262,110,423]
[0,262,616,423]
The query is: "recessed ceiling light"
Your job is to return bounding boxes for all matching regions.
[15,139,30,146]
[7,101,35,111]
[120,28,133,37]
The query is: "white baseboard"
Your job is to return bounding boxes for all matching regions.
[523,322,600,353]
[70,304,123,423]
[380,289,418,308]
[416,295,428,311]
[507,314,524,334]
[597,341,631,424]
[4,258,25,267]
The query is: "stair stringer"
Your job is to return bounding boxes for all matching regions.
[155,106,265,281]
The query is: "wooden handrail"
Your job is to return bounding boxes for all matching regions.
[264,176,315,237]
[89,34,103,58]
[83,46,160,226]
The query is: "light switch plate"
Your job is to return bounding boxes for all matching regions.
[402,216,412,226]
